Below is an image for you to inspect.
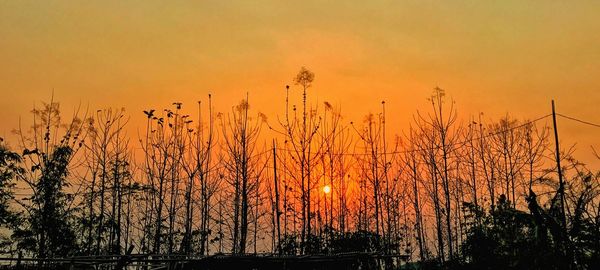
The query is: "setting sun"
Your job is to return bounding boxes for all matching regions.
[323,185,331,194]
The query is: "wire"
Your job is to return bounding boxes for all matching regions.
[557,113,600,129]
[277,114,552,156]
[5,113,556,197]
[10,148,274,198]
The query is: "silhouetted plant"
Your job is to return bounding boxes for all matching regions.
[0,140,22,252]
[329,230,384,253]
[10,100,88,258]
[279,233,299,255]
[2,82,600,270]
[460,194,566,270]
[13,145,80,258]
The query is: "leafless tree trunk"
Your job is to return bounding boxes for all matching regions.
[221,96,265,254]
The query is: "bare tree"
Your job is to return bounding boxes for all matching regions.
[220,96,266,254]
[275,67,322,253]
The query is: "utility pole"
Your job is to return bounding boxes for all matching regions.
[551,100,567,231]
[273,139,282,254]
[552,100,574,269]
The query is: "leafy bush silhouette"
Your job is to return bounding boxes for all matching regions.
[278,230,387,255]
[461,194,564,270]
[329,230,384,253]
[12,146,79,258]
[279,233,299,255]
[0,142,22,251]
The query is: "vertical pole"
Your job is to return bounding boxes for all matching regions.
[552,100,574,269]
[551,100,567,230]
[273,139,282,254]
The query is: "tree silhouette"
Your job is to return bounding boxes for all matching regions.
[0,140,22,252]
[11,100,88,259]
[1,72,600,270]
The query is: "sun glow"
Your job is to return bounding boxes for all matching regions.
[323,185,331,194]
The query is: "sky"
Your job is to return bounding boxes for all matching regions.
[1,0,599,165]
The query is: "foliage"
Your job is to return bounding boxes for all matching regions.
[279,230,388,255]
[9,101,86,258]
[567,170,600,269]
[279,233,300,255]
[12,146,79,257]
[459,192,600,270]
[1,76,600,270]
[329,230,385,254]
[0,141,23,252]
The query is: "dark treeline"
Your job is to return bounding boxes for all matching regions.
[0,68,599,269]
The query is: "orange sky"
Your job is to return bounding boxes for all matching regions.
[1,1,599,166]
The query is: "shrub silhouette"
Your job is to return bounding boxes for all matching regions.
[461,194,571,270]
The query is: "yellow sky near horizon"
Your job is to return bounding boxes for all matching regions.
[1,1,600,166]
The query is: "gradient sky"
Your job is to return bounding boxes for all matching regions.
[1,1,599,165]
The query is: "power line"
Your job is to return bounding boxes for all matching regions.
[10,148,274,198]
[557,113,600,129]
[277,114,552,156]
[5,112,562,197]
